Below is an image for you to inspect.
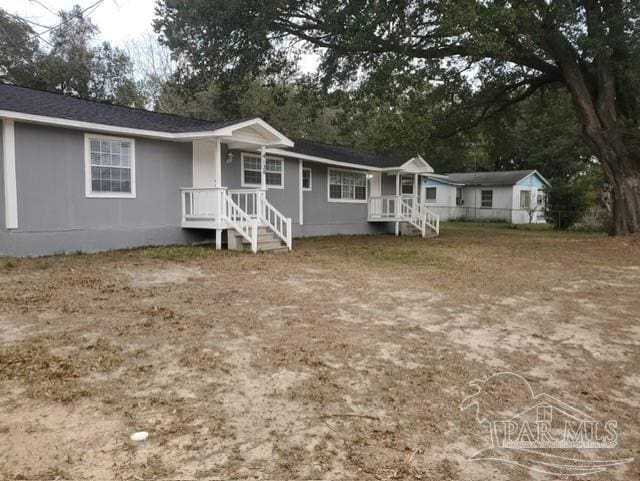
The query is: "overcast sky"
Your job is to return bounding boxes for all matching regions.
[0,0,319,73]
[0,0,156,47]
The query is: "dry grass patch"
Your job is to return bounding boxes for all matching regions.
[0,224,638,480]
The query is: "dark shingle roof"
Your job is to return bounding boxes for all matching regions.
[443,170,538,186]
[1,84,411,169]
[0,83,239,133]
[286,138,407,169]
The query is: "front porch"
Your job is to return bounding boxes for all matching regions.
[181,187,292,252]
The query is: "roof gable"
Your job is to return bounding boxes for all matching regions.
[516,170,551,187]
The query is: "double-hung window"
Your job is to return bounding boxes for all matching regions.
[85,134,135,198]
[401,176,414,195]
[481,189,493,208]
[328,168,367,202]
[425,187,437,203]
[241,153,284,188]
[302,167,312,191]
[520,190,532,209]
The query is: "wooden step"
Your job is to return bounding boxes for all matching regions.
[238,240,288,252]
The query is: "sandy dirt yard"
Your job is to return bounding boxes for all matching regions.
[0,223,638,480]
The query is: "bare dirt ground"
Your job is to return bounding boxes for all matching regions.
[0,223,638,480]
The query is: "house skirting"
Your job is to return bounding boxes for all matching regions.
[0,226,212,257]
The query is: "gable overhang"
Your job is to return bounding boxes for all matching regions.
[517,170,552,188]
[381,155,434,174]
[215,118,294,149]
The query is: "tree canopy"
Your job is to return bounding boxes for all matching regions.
[155,0,640,234]
[0,5,145,107]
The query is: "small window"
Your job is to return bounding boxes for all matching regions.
[241,154,283,188]
[401,176,414,195]
[425,187,437,203]
[302,167,312,191]
[85,134,135,198]
[520,190,531,209]
[456,187,463,205]
[328,168,367,202]
[481,190,493,208]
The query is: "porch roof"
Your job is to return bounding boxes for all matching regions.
[286,139,406,168]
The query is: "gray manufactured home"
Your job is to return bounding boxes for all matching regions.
[0,84,441,256]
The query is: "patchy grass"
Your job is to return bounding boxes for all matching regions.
[0,224,638,480]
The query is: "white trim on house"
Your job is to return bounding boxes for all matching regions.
[327,167,368,204]
[240,152,284,189]
[214,118,293,147]
[2,119,18,229]
[84,133,137,199]
[267,148,386,172]
[382,155,434,173]
[298,160,304,226]
[0,111,293,147]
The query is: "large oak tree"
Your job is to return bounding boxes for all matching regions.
[155,0,640,234]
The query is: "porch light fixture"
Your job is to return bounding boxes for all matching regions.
[226,152,234,164]
[366,174,374,179]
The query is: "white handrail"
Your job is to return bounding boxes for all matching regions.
[400,197,426,236]
[224,192,258,252]
[368,195,401,219]
[259,192,292,250]
[180,187,226,223]
[415,202,440,236]
[228,189,260,218]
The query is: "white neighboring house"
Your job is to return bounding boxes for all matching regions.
[421,170,550,224]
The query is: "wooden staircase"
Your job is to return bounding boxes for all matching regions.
[228,226,289,252]
[400,222,439,237]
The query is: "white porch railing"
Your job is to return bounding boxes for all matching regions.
[262,196,292,250]
[181,187,227,224]
[368,194,440,237]
[228,189,260,218]
[224,193,259,252]
[368,196,401,220]
[181,187,292,251]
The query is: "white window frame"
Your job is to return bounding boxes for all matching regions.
[425,186,437,203]
[240,152,284,189]
[302,167,312,191]
[520,189,532,209]
[84,133,136,199]
[481,189,493,208]
[327,167,368,203]
[401,175,414,195]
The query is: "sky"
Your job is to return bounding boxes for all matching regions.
[0,0,157,48]
[0,0,319,73]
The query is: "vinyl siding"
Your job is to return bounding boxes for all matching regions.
[1,122,208,256]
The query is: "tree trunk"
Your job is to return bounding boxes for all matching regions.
[582,127,640,235]
[602,153,640,235]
